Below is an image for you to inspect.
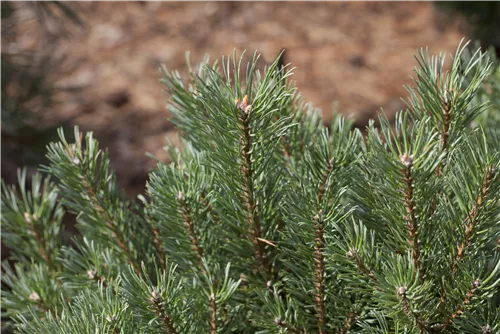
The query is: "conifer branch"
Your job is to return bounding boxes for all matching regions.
[455,166,495,270]
[437,279,481,331]
[150,289,179,334]
[274,318,303,333]
[313,158,334,334]
[24,212,56,272]
[177,191,207,275]
[28,291,53,315]
[313,214,327,334]
[87,269,115,295]
[400,154,423,278]
[347,248,378,285]
[436,99,452,176]
[317,158,334,208]
[397,286,427,333]
[152,225,166,271]
[336,311,356,334]
[237,95,270,278]
[209,293,217,334]
[200,191,221,224]
[83,180,141,276]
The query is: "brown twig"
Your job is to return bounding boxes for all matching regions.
[83,181,141,276]
[152,225,166,270]
[313,158,334,334]
[177,192,207,275]
[209,293,217,334]
[454,167,495,272]
[313,158,335,330]
[347,248,378,285]
[200,191,221,224]
[313,214,327,334]
[237,95,271,278]
[28,291,53,315]
[397,286,428,333]
[400,154,424,278]
[274,318,303,333]
[436,99,452,177]
[436,279,481,331]
[87,269,116,295]
[336,311,356,334]
[150,289,179,334]
[24,212,57,272]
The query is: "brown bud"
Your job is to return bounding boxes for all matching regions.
[397,286,408,296]
[87,270,97,280]
[346,248,357,258]
[400,154,414,168]
[151,288,160,300]
[482,324,492,334]
[237,95,252,114]
[29,291,41,302]
[24,212,32,224]
[177,191,184,201]
[473,279,481,289]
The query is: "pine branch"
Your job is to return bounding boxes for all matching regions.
[24,212,57,272]
[397,286,427,333]
[28,292,53,315]
[237,95,270,278]
[313,214,327,334]
[82,179,141,276]
[400,154,424,278]
[151,225,166,271]
[87,270,115,295]
[436,279,481,331]
[274,317,303,333]
[436,98,452,176]
[455,166,496,270]
[177,191,207,275]
[313,158,334,334]
[209,293,217,334]
[150,288,179,334]
[200,191,221,224]
[347,248,379,285]
[336,311,356,334]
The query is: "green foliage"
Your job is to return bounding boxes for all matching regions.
[2,40,500,333]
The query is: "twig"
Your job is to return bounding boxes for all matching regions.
[336,311,356,334]
[24,212,57,272]
[347,248,378,285]
[200,191,221,224]
[87,269,116,295]
[454,167,495,272]
[435,279,481,331]
[397,286,428,333]
[313,158,334,334]
[152,225,166,270]
[150,289,179,334]
[177,192,207,275]
[237,95,271,278]
[436,99,452,176]
[313,214,327,334]
[83,180,141,276]
[209,293,217,334]
[274,318,303,333]
[400,154,424,278]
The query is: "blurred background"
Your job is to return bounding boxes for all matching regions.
[2,1,500,197]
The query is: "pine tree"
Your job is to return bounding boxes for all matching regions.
[2,40,500,333]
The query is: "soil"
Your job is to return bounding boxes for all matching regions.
[2,1,468,196]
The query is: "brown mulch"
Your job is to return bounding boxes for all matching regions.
[3,1,468,196]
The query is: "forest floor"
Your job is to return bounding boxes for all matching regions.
[3,2,468,195]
